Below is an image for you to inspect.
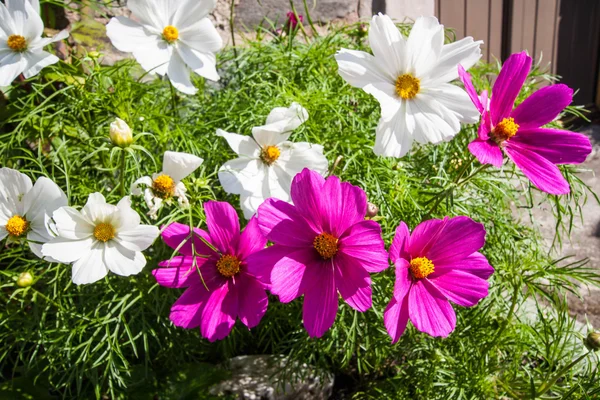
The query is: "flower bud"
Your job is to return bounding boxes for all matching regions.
[358,23,368,37]
[366,202,379,218]
[17,271,34,288]
[585,332,600,351]
[109,118,133,148]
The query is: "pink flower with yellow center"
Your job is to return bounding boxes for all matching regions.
[246,168,389,338]
[153,201,268,342]
[384,216,494,342]
[459,51,592,195]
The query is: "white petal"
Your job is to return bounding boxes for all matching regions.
[0,167,32,215]
[103,241,146,277]
[166,51,196,94]
[116,224,159,252]
[131,176,153,196]
[427,37,483,85]
[179,17,222,53]
[28,0,40,15]
[114,196,141,231]
[42,236,95,263]
[218,158,262,195]
[0,226,7,241]
[30,29,69,48]
[216,129,260,157]
[0,52,25,87]
[257,102,309,133]
[172,0,216,29]
[106,17,159,53]
[252,128,291,147]
[162,151,203,182]
[147,196,163,220]
[277,142,328,177]
[265,165,290,201]
[373,104,414,158]
[127,0,168,31]
[23,176,67,224]
[22,50,58,78]
[426,83,480,123]
[0,2,16,36]
[20,0,43,40]
[71,242,109,284]
[368,14,407,79]
[409,96,459,144]
[52,206,94,239]
[177,43,219,82]
[240,192,267,220]
[406,16,444,76]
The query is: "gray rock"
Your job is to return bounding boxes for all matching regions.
[210,355,334,400]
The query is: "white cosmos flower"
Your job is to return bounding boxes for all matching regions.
[131,151,203,220]
[0,168,67,260]
[42,193,159,285]
[0,0,69,86]
[335,14,482,158]
[218,103,328,219]
[106,0,222,95]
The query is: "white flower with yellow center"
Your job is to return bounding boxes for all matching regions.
[0,0,69,86]
[335,14,482,158]
[218,103,328,219]
[106,0,222,95]
[131,151,203,220]
[0,168,67,260]
[42,193,159,285]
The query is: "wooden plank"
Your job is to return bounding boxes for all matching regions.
[488,0,503,62]
[465,0,490,61]
[534,0,559,73]
[510,0,537,57]
[439,0,466,40]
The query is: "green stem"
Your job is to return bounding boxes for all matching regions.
[302,0,319,37]
[119,150,126,197]
[229,0,240,76]
[483,283,520,355]
[536,350,592,397]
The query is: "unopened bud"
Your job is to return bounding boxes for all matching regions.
[88,51,101,58]
[17,271,34,288]
[358,23,368,37]
[109,118,133,148]
[585,332,600,351]
[366,202,379,218]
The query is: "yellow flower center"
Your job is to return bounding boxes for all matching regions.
[216,254,241,277]
[409,257,435,279]
[93,222,115,242]
[313,233,338,260]
[492,117,519,142]
[395,73,420,100]
[6,215,29,237]
[162,25,179,43]
[7,35,27,52]
[153,174,176,199]
[260,145,281,166]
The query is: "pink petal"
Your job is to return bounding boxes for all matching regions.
[434,252,494,280]
[425,216,486,265]
[334,253,372,312]
[153,257,199,288]
[458,64,483,113]
[302,264,338,338]
[468,138,503,168]
[505,142,570,195]
[169,285,212,329]
[320,176,367,237]
[407,218,444,258]
[204,201,241,254]
[244,244,295,285]
[270,247,319,303]
[511,84,573,129]
[510,128,592,165]
[161,222,214,257]
[289,168,325,233]
[200,282,238,342]
[235,272,268,329]
[384,295,410,344]
[490,51,532,125]
[477,108,492,140]
[392,259,412,301]
[389,222,410,265]
[427,270,489,307]
[237,215,267,260]
[408,279,456,337]
[338,220,388,273]
[256,198,318,248]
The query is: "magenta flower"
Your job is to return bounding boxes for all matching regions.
[152,201,267,342]
[459,51,592,195]
[246,168,389,338]
[286,11,304,29]
[384,217,493,342]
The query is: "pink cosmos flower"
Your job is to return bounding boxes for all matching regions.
[246,168,389,338]
[153,201,267,342]
[458,51,592,195]
[286,11,303,29]
[384,216,493,342]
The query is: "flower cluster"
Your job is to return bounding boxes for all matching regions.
[1,4,593,346]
